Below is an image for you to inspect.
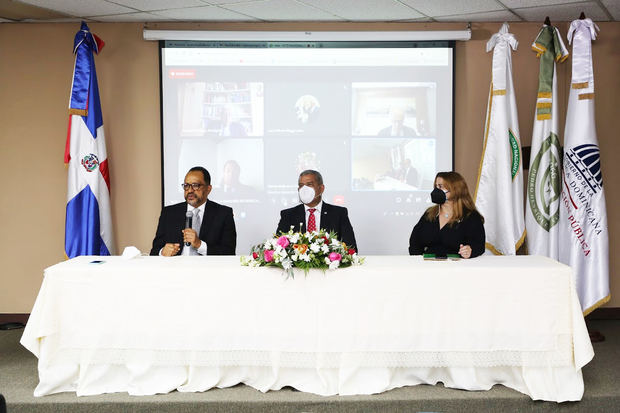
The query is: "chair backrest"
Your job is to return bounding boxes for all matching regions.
[0,393,6,413]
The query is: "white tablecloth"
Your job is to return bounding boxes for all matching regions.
[21,255,593,401]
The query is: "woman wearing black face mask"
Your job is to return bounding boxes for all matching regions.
[408,172,485,259]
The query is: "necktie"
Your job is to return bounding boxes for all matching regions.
[191,209,201,255]
[192,208,201,233]
[307,208,317,232]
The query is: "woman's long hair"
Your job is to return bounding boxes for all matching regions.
[424,171,484,225]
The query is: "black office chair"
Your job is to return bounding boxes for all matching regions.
[0,393,6,413]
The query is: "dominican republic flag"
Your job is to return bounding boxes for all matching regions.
[474,23,525,255]
[559,19,609,315]
[65,22,114,258]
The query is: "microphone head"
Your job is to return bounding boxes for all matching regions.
[184,211,193,245]
[185,210,193,230]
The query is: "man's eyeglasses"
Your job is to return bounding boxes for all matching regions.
[182,183,204,191]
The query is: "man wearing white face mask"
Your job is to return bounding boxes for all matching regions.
[276,170,358,251]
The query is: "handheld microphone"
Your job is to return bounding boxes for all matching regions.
[184,211,193,247]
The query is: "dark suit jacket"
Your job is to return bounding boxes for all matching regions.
[150,200,236,256]
[276,202,358,251]
[404,167,418,187]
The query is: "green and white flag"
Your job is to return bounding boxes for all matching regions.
[475,23,525,255]
[559,19,609,315]
[525,23,568,259]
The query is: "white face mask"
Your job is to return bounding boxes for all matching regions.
[298,185,316,205]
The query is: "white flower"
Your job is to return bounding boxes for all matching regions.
[329,260,340,270]
[321,244,329,254]
[289,233,300,244]
[292,254,299,262]
[301,254,311,262]
[324,257,331,265]
[331,239,340,246]
[282,257,292,270]
[310,243,320,253]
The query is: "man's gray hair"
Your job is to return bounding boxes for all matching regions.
[299,169,323,185]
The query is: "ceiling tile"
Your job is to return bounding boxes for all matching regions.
[297,0,424,21]
[109,0,206,12]
[435,9,521,22]
[22,17,93,23]
[152,5,257,21]
[91,12,173,22]
[202,0,265,4]
[600,0,620,20]
[500,0,589,7]
[400,0,504,17]
[17,0,135,17]
[513,2,609,22]
[222,0,344,21]
[398,17,435,22]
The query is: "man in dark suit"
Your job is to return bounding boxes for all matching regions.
[276,170,358,251]
[401,158,419,188]
[150,167,236,256]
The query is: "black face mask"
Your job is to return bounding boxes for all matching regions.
[431,187,447,205]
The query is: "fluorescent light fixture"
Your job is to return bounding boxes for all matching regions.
[143,30,471,42]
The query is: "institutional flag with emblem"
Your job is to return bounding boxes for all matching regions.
[475,23,525,255]
[559,18,609,314]
[65,22,114,258]
[525,23,568,259]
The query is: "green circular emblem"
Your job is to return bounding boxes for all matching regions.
[528,133,561,231]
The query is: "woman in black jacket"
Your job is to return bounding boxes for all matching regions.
[409,171,485,259]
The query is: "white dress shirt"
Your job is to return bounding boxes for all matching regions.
[304,200,322,231]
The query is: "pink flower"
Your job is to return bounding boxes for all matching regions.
[264,250,275,262]
[328,252,342,262]
[277,235,290,248]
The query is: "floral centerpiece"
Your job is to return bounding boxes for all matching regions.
[240,228,364,278]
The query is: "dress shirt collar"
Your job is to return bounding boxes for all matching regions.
[304,200,322,214]
[187,201,206,216]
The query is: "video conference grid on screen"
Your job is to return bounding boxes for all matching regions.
[161,43,454,254]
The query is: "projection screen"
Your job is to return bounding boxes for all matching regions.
[160,40,454,254]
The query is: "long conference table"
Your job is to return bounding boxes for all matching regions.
[21,255,593,402]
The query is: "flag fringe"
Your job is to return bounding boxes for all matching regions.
[583,294,611,317]
[474,84,494,201]
[485,242,503,255]
[537,92,552,99]
[492,89,506,96]
[536,102,552,109]
[537,114,551,120]
[578,93,594,100]
[484,229,526,256]
[531,44,546,58]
